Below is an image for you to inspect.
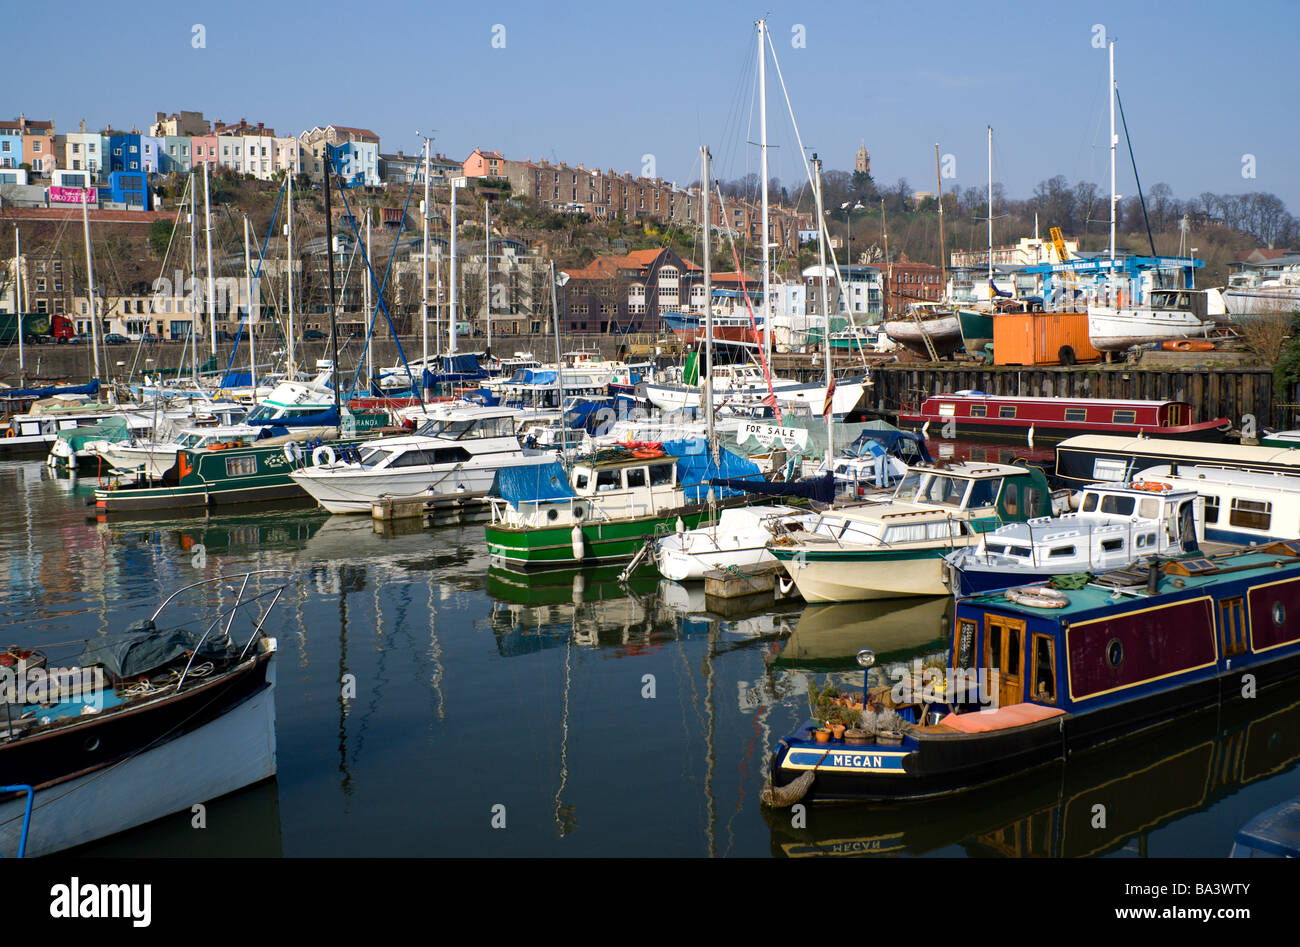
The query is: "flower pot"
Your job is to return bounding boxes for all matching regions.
[844,728,870,745]
[830,723,847,740]
[814,728,832,744]
[876,729,903,745]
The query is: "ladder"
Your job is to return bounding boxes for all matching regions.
[911,306,940,362]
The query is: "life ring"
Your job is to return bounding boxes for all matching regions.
[4,429,13,437]
[312,445,337,467]
[283,441,303,466]
[1129,480,1170,492]
[1005,586,1070,609]
[631,448,664,459]
[624,440,663,453]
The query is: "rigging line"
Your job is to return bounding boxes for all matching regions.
[762,27,866,367]
[350,175,419,395]
[1115,86,1157,257]
[220,181,285,380]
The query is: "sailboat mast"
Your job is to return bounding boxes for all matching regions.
[244,215,255,393]
[324,146,341,425]
[485,196,492,350]
[702,145,714,453]
[449,175,460,356]
[986,126,993,287]
[1109,39,1116,269]
[812,154,833,467]
[935,143,946,299]
[80,188,102,381]
[421,136,431,365]
[14,225,22,377]
[189,173,198,384]
[287,168,295,377]
[758,17,772,369]
[550,261,564,413]
[365,208,373,385]
[203,160,215,357]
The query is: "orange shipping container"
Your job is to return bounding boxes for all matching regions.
[993,311,1101,366]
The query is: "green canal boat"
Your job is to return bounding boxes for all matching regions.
[93,413,391,514]
[485,439,762,570]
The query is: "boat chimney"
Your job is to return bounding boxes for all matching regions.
[1146,558,1161,595]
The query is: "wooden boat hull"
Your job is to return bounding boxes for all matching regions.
[956,309,993,355]
[881,315,963,357]
[0,649,276,857]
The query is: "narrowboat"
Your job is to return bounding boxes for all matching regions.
[484,438,762,570]
[899,392,1231,444]
[1055,435,1300,487]
[943,479,1204,596]
[92,424,384,514]
[766,541,1300,803]
[768,461,1057,602]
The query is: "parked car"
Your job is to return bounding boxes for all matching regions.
[104,333,128,345]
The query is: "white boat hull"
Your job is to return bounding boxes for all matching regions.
[0,663,277,858]
[1087,305,1218,352]
[781,543,971,602]
[645,379,866,417]
[881,315,964,357]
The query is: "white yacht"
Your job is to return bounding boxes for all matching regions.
[290,406,550,514]
[645,362,866,417]
[655,504,817,582]
[1087,287,1232,352]
[1132,464,1300,546]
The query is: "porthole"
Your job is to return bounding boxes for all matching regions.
[1106,639,1123,668]
[573,506,585,520]
[1274,602,1286,626]
[546,509,558,522]
[85,736,100,752]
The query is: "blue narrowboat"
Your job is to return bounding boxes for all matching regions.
[767,540,1300,803]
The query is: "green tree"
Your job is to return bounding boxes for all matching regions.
[148,218,173,257]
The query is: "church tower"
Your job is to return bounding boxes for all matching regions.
[855,142,870,175]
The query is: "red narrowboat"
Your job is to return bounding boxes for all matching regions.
[898,392,1231,444]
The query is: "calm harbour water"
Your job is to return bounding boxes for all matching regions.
[2,452,1298,858]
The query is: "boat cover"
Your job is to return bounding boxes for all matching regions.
[709,471,835,503]
[662,438,762,502]
[79,620,241,680]
[248,407,340,428]
[219,371,253,388]
[0,380,100,399]
[491,462,577,507]
[56,414,130,452]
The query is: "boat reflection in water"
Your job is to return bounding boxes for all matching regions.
[765,678,1300,857]
[772,597,952,672]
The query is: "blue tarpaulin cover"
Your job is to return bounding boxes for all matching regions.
[1,380,100,399]
[248,407,340,428]
[710,472,835,503]
[661,438,763,503]
[491,461,576,508]
[219,371,253,388]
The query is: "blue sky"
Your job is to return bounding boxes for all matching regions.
[10,0,1298,212]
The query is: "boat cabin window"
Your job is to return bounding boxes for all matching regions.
[358,448,395,468]
[898,474,966,507]
[648,464,673,487]
[224,456,257,477]
[966,478,999,508]
[574,472,590,490]
[1031,635,1056,704]
[596,469,621,492]
[1101,538,1124,552]
[1138,497,1160,519]
[1064,408,1087,422]
[1135,532,1156,548]
[1008,545,1031,558]
[1229,498,1271,531]
[1048,545,1075,558]
[1112,410,1137,425]
[1080,492,1098,512]
[625,467,647,489]
[1099,495,1135,516]
[1203,496,1220,523]
[938,403,956,417]
[1092,459,1129,482]
[969,404,987,418]
[998,405,1017,419]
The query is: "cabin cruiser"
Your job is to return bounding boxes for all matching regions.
[93,423,260,479]
[943,480,1203,596]
[768,461,1056,601]
[1131,464,1300,546]
[290,406,550,514]
[655,504,818,581]
[1087,287,1232,352]
[645,362,867,418]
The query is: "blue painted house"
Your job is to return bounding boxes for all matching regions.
[108,133,143,174]
[0,123,22,169]
[106,171,150,210]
